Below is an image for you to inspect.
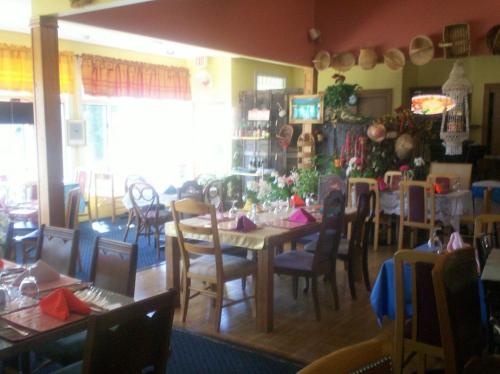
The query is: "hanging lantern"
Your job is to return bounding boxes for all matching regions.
[440,61,471,155]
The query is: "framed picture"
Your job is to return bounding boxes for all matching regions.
[67,120,86,146]
[289,94,324,124]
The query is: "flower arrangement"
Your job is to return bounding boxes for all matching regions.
[324,74,363,124]
[293,168,319,198]
[399,164,414,180]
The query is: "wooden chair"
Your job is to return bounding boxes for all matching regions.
[3,222,14,261]
[397,181,436,251]
[93,172,122,223]
[298,333,393,374]
[52,290,177,374]
[384,170,403,190]
[35,225,79,277]
[171,198,256,332]
[129,182,171,259]
[65,187,81,230]
[431,248,492,374]
[473,214,500,270]
[336,191,373,300]
[177,180,204,202]
[123,175,147,241]
[74,168,92,221]
[393,249,443,374]
[203,179,225,211]
[429,162,473,189]
[90,237,138,297]
[461,187,493,231]
[274,190,345,317]
[347,177,381,251]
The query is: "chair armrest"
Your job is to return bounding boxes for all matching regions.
[298,334,392,374]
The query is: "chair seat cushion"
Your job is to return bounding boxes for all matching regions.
[296,233,319,246]
[51,361,82,374]
[144,209,171,224]
[35,331,86,366]
[274,251,314,273]
[188,254,255,280]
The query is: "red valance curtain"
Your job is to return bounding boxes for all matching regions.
[80,54,191,100]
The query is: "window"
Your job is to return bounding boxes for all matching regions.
[256,75,286,91]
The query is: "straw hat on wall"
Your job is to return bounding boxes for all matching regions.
[331,52,356,72]
[383,48,406,70]
[486,25,500,55]
[312,50,331,71]
[409,35,435,65]
[358,47,377,70]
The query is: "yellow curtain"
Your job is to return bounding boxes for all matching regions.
[0,44,75,94]
[81,54,191,100]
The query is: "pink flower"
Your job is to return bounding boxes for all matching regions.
[399,165,410,172]
[355,158,363,167]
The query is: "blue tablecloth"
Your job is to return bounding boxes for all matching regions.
[472,185,500,203]
[370,244,487,326]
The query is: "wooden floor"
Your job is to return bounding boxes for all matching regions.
[134,244,395,365]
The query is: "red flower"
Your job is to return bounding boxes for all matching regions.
[399,165,410,172]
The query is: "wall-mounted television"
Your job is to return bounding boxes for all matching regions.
[289,94,324,124]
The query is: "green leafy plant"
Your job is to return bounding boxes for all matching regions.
[293,168,320,198]
[324,74,360,111]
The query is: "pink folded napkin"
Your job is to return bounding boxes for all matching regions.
[288,208,316,224]
[446,232,469,252]
[236,216,257,232]
[376,177,388,191]
[13,260,61,287]
[40,288,91,321]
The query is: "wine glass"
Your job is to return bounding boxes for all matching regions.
[19,267,38,298]
[452,179,461,192]
[228,200,238,219]
[262,199,272,212]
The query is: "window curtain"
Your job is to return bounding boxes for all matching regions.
[80,54,191,100]
[0,44,75,94]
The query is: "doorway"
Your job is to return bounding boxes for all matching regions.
[482,84,500,155]
[356,89,393,118]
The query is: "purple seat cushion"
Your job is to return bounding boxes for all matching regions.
[274,251,314,273]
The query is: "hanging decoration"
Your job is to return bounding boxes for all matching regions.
[440,60,472,155]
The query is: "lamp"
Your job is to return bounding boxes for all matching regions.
[440,60,471,155]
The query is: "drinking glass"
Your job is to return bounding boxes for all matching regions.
[452,179,461,192]
[19,267,38,298]
[262,199,272,212]
[228,200,238,219]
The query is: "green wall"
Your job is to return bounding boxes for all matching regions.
[231,57,305,105]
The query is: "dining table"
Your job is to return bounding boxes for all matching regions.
[164,206,357,333]
[0,259,134,369]
[378,189,473,231]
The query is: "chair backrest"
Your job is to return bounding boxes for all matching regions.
[81,290,177,374]
[312,190,345,269]
[94,172,115,199]
[177,180,204,202]
[318,175,346,204]
[346,192,372,261]
[65,187,81,229]
[400,180,435,228]
[35,225,79,277]
[473,214,500,269]
[89,237,138,297]
[384,171,403,190]
[394,250,442,371]
[362,191,377,255]
[171,199,222,282]
[129,182,161,222]
[432,248,487,374]
[203,179,225,211]
[3,222,14,261]
[74,168,91,197]
[347,177,378,207]
[429,162,472,189]
[124,175,147,195]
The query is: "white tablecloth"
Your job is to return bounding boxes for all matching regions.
[121,193,177,210]
[379,190,473,230]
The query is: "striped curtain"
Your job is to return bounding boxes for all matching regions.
[0,44,75,94]
[80,54,191,100]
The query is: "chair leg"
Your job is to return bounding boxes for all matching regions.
[181,274,190,323]
[214,283,224,332]
[387,220,392,246]
[241,277,246,291]
[123,210,134,241]
[154,226,161,260]
[311,276,321,321]
[373,217,380,251]
[330,265,340,311]
[363,252,371,292]
[417,353,426,374]
[292,276,298,300]
[398,221,404,252]
[134,222,141,244]
[347,261,357,300]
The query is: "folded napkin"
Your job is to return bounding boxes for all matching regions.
[288,208,316,224]
[376,177,388,191]
[12,260,60,287]
[236,215,257,232]
[164,185,177,194]
[446,232,469,252]
[434,177,450,194]
[40,288,91,321]
[291,194,305,207]
[0,259,4,269]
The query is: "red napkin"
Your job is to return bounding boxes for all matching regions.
[39,288,91,321]
[288,208,316,223]
[0,259,4,269]
[376,177,388,191]
[291,194,305,207]
[434,177,450,194]
[236,216,257,232]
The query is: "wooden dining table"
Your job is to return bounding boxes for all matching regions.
[0,260,133,366]
[165,206,357,333]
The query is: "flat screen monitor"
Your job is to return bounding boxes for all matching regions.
[289,94,324,124]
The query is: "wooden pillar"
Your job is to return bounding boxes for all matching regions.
[31,16,65,226]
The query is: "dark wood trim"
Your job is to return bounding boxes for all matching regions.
[357,88,393,114]
[482,83,500,146]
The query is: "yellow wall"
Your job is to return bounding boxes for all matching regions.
[317,64,403,111]
[231,58,305,105]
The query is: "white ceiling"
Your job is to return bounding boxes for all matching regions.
[0,0,233,59]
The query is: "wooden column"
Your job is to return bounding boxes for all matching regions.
[31,16,65,226]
